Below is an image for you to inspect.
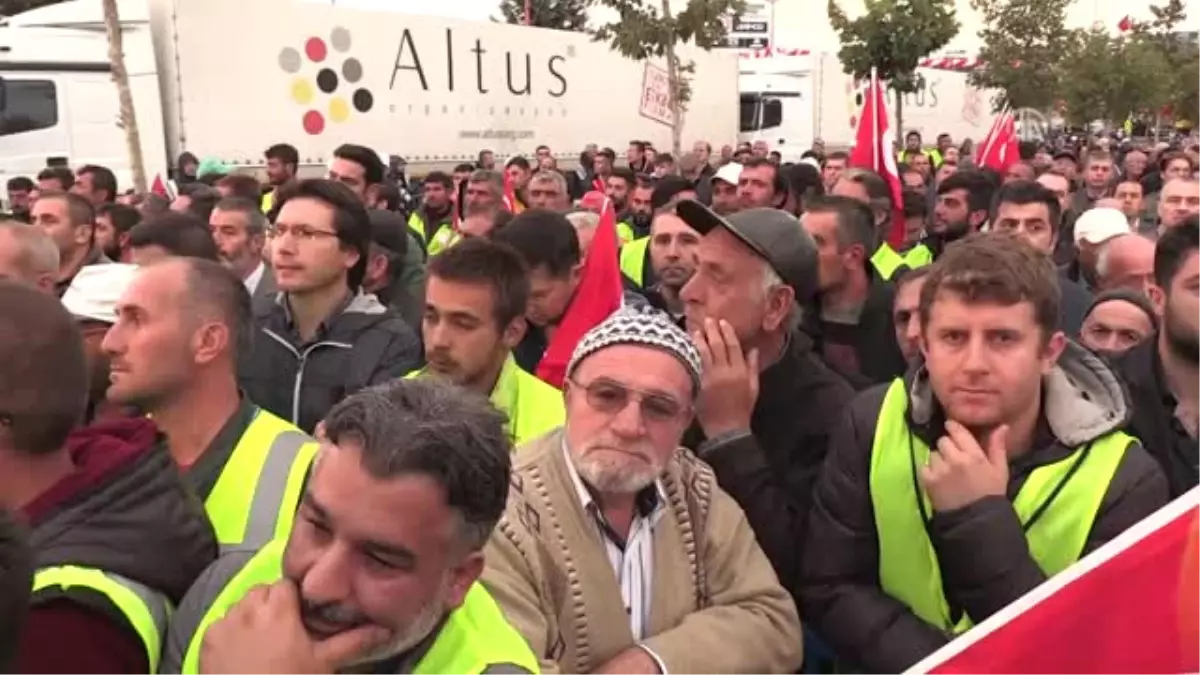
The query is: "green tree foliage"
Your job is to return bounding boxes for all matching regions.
[498,0,588,31]
[1058,30,1172,126]
[827,0,958,142]
[969,0,1075,112]
[589,0,743,154]
[1129,0,1199,124]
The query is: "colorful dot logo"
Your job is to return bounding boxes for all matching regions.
[278,27,373,135]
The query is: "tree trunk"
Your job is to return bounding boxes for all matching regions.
[894,90,904,148]
[660,0,683,156]
[102,0,147,194]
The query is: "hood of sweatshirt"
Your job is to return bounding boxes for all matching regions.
[27,418,216,603]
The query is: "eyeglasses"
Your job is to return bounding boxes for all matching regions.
[567,377,688,423]
[267,224,340,242]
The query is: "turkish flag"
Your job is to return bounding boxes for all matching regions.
[909,488,1200,674]
[976,107,1019,174]
[848,71,906,248]
[535,197,623,389]
[1119,15,1134,32]
[503,170,523,214]
[150,173,173,199]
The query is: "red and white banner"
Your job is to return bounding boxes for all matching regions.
[737,48,981,71]
[908,487,1200,674]
[847,68,905,249]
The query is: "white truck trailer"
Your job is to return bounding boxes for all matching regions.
[0,0,740,187]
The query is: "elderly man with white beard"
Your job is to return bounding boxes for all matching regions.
[482,305,803,674]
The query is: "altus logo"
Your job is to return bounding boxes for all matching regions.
[278,27,375,135]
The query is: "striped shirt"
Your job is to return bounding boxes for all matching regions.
[563,447,666,641]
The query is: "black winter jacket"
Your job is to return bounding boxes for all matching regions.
[800,341,1168,672]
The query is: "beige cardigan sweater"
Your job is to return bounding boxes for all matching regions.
[482,429,803,674]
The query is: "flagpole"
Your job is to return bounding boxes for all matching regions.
[870,67,879,173]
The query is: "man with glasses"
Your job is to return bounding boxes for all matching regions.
[239,178,421,433]
[482,305,802,674]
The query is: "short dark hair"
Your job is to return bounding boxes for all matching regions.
[504,156,531,172]
[36,167,74,190]
[991,180,1063,237]
[654,153,675,167]
[901,189,928,219]
[265,143,299,168]
[179,184,220,221]
[96,203,142,236]
[806,194,879,253]
[937,170,997,215]
[0,280,87,455]
[826,150,849,163]
[428,237,530,328]
[213,197,268,237]
[490,208,579,277]
[128,212,220,261]
[842,168,894,223]
[423,171,453,190]
[176,257,254,360]
[919,232,1060,339]
[275,179,371,290]
[6,176,33,193]
[608,167,636,189]
[215,174,264,202]
[597,147,616,161]
[321,377,512,550]
[1154,214,1199,289]
[742,156,786,198]
[782,163,824,207]
[629,141,647,152]
[77,165,117,203]
[333,144,385,186]
[894,264,931,292]
[453,163,476,174]
[38,190,95,228]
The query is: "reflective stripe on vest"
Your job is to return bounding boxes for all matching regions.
[205,408,317,552]
[34,565,170,671]
[180,539,539,674]
[870,379,1131,633]
[871,243,907,281]
[619,237,650,287]
[406,355,565,447]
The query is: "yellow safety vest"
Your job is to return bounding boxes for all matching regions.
[870,379,1132,633]
[870,242,933,280]
[409,213,458,257]
[407,354,564,447]
[179,539,539,674]
[619,237,650,288]
[205,408,318,552]
[33,565,170,672]
[616,221,636,246]
[261,190,274,214]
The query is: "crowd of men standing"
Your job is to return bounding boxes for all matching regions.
[0,129,1193,674]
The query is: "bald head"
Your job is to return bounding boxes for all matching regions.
[0,221,61,293]
[1098,234,1156,293]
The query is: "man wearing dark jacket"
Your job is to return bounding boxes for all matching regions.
[676,201,855,600]
[801,234,1167,673]
[802,195,907,387]
[991,180,1091,334]
[0,281,215,673]
[239,178,422,433]
[1112,217,1199,496]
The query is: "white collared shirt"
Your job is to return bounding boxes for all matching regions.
[243,261,265,295]
[562,445,666,642]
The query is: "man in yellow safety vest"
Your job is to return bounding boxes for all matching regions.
[159,378,538,674]
[800,233,1168,672]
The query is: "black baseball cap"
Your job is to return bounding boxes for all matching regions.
[367,209,409,258]
[675,200,818,301]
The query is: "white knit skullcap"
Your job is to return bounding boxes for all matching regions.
[566,305,702,391]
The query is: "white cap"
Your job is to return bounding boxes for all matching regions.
[61,263,139,324]
[1073,207,1132,246]
[713,162,743,185]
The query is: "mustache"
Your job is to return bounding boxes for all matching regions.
[301,599,371,631]
[580,438,657,462]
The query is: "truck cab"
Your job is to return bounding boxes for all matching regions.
[738,57,814,163]
[0,0,167,191]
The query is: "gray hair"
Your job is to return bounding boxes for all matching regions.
[320,378,512,551]
[529,169,567,194]
[0,221,59,278]
[213,197,268,237]
[468,169,504,196]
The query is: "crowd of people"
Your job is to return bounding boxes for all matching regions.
[0,127,1194,674]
